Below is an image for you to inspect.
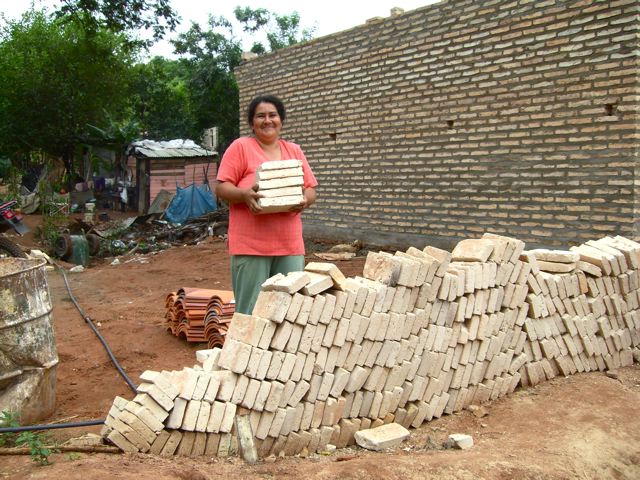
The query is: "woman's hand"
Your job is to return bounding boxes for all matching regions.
[290,187,316,212]
[215,180,263,214]
[242,184,264,214]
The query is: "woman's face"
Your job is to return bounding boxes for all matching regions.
[252,102,282,144]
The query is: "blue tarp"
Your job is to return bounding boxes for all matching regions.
[165,183,217,224]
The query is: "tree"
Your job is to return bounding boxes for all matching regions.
[0,9,135,172]
[234,7,315,54]
[85,113,142,179]
[169,8,315,151]
[128,57,194,140]
[172,16,244,150]
[55,0,179,49]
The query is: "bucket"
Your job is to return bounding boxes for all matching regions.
[0,258,58,424]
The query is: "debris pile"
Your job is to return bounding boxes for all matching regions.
[101,233,639,458]
[47,208,228,260]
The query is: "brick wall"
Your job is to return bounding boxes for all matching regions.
[235,0,639,250]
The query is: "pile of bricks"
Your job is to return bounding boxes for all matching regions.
[518,237,638,385]
[255,160,304,213]
[103,234,640,457]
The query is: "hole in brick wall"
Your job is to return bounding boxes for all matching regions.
[329,132,337,140]
[446,120,455,129]
[604,103,618,116]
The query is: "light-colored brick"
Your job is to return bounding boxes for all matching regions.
[253,291,292,322]
[160,430,182,456]
[305,262,349,290]
[218,338,253,374]
[302,272,334,296]
[226,313,272,346]
[262,271,311,293]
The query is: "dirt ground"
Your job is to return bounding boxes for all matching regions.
[2,213,640,479]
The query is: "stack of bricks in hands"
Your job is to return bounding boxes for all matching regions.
[102,234,640,458]
[517,236,640,386]
[255,159,304,213]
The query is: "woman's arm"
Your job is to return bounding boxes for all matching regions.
[215,180,264,214]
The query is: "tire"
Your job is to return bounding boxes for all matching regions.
[54,234,72,259]
[86,234,101,256]
[0,236,27,258]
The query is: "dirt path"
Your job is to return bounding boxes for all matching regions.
[2,215,640,479]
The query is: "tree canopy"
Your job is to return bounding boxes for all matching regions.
[55,0,179,49]
[0,9,134,167]
[0,4,314,184]
[234,7,315,53]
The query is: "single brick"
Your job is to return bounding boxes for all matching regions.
[253,290,293,323]
[363,251,401,286]
[302,272,334,296]
[227,313,271,345]
[305,262,348,290]
[263,271,311,293]
[181,400,202,431]
[218,338,252,374]
[166,397,188,429]
[160,430,182,456]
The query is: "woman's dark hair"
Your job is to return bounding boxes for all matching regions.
[247,94,286,125]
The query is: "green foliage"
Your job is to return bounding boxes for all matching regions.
[233,7,270,33]
[0,4,315,165]
[167,7,315,149]
[128,57,194,140]
[86,113,142,147]
[16,431,59,465]
[0,157,11,179]
[84,112,142,174]
[0,158,22,203]
[89,153,114,176]
[55,0,179,49]
[39,209,67,252]
[0,8,136,173]
[36,181,69,251]
[0,410,59,465]
[267,12,315,51]
[171,16,243,148]
[0,410,20,447]
[233,7,315,53]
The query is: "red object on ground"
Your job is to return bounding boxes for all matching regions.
[165,288,235,348]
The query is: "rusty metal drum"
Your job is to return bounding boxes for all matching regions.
[0,258,58,423]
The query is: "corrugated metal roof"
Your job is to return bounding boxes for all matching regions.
[133,146,216,158]
[129,140,217,158]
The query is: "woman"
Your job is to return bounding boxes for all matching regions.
[215,94,318,314]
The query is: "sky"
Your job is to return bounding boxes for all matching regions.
[3,0,440,57]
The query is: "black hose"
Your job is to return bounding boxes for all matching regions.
[0,420,105,434]
[55,262,139,393]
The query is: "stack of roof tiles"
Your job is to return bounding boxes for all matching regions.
[165,288,235,346]
[104,234,640,458]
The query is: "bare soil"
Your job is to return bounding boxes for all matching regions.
[2,213,640,479]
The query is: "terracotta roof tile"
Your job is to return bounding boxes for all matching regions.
[165,288,235,348]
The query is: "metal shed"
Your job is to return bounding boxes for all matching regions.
[128,140,218,214]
